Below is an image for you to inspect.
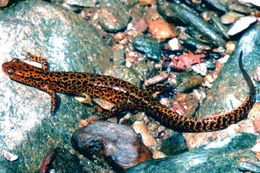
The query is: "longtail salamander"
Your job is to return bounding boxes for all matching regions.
[2,52,255,132]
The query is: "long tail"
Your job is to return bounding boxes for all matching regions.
[149,52,255,132]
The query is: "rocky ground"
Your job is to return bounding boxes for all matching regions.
[0,0,259,172]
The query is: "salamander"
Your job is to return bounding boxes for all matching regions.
[2,52,255,132]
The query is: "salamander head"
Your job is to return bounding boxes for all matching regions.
[2,58,41,83]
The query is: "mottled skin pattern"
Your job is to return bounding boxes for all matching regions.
[2,52,255,132]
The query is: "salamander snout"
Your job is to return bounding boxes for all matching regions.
[2,62,10,75]
[2,59,21,75]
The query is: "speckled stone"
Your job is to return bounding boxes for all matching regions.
[0,0,114,172]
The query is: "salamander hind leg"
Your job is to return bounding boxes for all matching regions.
[25,53,49,70]
[97,101,137,120]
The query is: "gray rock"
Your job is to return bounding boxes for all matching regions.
[126,133,257,173]
[98,3,131,32]
[197,22,260,117]
[133,35,162,61]
[0,0,113,172]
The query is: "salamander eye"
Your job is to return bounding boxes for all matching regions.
[11,58,20,63]
[6,68,14,75]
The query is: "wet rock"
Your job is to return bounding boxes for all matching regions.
[98,3,130,32]
[0,0,114,172]
[168,2,226,47]
[197,22,260,118]
[160,132,188,155]
[104,65,141,86]
[126,133,257,173]
[204,0,252,13]
[132,35,162,61]
[71,121,152,170]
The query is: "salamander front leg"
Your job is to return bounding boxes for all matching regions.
[42,85,59,116]
[25,53,49,70]
[98,101,137,120]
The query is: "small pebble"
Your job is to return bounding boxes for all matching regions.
[218,55,230,64]
[132,121,157,147]
[192,62,208,76]
[253,66,260,82]
[144,72,168,86]
[74,94,92,104]
[139,0,156,6]
[174,93,199,117]
[168,38,180,50]
[131,19,148,33]
[152,150,167,159]
[0,150,18,161]
[148,20,178,41]
[114,32,126,42]
[0,0,8,7]
[92,98,115,110]
[225,41,236,54]
[221,12,244,24]
[252,140,260,160]
[227,16,257,36]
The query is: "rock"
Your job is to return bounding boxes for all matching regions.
[160,132,188,155]
[174,93,199,118]
[0,1,114,172]
[238,161,260,173]
[98,3,130,32]
[126,133,257,173]
[104,65,141,86]
[132,35,162,61]
[0,0,8,7]
[227,16,257,36]
[148,20,178,42]
[238,0,260,7]
[62,0,98,7]
[71,121,152,170]
[39,148,82,173]
[175,71,204,92]
[132,121,157,148]
[197,22,260,119]
[221,12,244,24]
[168,2,226,47]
